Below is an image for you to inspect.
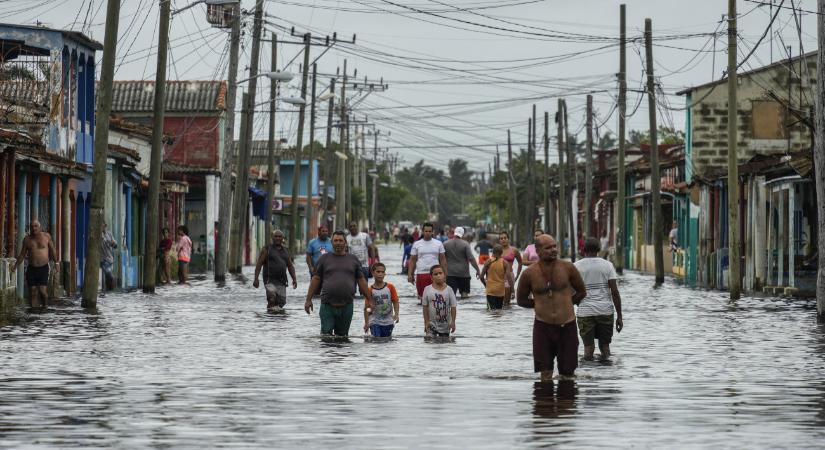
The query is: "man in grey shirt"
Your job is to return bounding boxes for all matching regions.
[443,227,480,298]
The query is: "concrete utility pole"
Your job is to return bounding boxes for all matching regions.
[564,101,576,262]
[215,3,241,282]
[305,62,318,240]
[337,61,348,230]
[507,129,519,243]
[544,111,552,236]
[289,33,311,258]
[557,99,566,257]
[645,18,665,284]
[265,33,278,240]
[529,104,537,238]
[616,3,627,274]
[727,0,741,299]
[321,78,335,227]
[816,0,825,321]
[142,0,170,294]
[371,130,379,230]
[230,0,264,272]
[585,94,594,237]
[81,0,121,307]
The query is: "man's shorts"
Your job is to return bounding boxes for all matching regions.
[415,273,433,298]
[486,295,504,310]
[320,302,354,336]
[265,283,287,308]
[370,323,394,337]
[577,314,614,346]
[533,319,578,376]
[26,264,49,287]
[446,276,471,295]
[478,254,489,265]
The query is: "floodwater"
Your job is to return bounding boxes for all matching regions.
[2,244,825,449]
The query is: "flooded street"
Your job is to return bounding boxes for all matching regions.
[2,243,825,448]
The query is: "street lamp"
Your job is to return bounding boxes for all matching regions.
[236,71,295,85]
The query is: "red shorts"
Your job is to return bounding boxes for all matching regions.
[478,254,490,265]
[533,319,579,376]
[415,273,433,298]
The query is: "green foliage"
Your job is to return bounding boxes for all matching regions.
[628,127,685,146]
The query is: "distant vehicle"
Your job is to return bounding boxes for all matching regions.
[398,220,414,231]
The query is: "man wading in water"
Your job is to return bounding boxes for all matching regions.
[11,220,59,309]
[254,229,298,312]
[516,235,586,381]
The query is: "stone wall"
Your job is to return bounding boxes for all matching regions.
[0,258,20,316]
[688,53,816,179]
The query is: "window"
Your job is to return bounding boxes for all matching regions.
[751,100,787,139]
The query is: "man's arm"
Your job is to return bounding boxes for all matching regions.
[253,247,267,288]
[286,253,297,288]
[304,275,321,313]
[438,252,448,277]
[305,252,315,276]
[467,245,480,277]
[569,263,587,305]
[609,279,623,332]
[357,276,371,301]
[370,244,380,262]
[516,269,534,308]
[11,238,29,272]
[407,255,418,282]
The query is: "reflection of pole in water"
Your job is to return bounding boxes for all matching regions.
[532,380,577,420]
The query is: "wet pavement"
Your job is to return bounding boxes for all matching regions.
[2,243,825,448]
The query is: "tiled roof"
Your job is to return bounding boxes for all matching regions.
[111,80,227,113]
[0,80,49,108]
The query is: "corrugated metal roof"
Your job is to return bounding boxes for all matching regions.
[111,80,227,113]
[0,80,48,108]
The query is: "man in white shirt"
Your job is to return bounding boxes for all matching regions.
[347,222,378,278]
[574,237,624,361]
[407,222,447,300]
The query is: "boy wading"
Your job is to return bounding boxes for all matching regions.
[305,231,372,336]
[516,235,586,381]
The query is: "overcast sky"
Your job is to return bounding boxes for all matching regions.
[1,0,818,172]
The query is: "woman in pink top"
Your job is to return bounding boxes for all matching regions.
[522,229,544,267]
[498,230,522,304]
[176,225,192,284]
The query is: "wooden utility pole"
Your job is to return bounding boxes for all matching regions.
[142,0,169,294]
[81,0,121,307]
[815,0,825,321]
[585,94,594,237]
[544,111,552,236]
[557,99,566,257]
[645,18,665,284]
[616,3,627,274]
[727,0,741,299]
[371,130,379,230]
[305,62,318,240]
[564,100,576,262]
[530,104,537,236]
[289,33,311,258]
[320,78,336,227]
[265,33,278,240]
[230,0,264,272]
[337,61,348,230]
[214,3,241,282]
[507,129,519,242]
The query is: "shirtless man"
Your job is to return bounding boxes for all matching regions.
[11,220,59,308]
[516,234,586,381]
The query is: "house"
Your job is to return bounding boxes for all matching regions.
[677,51,816,294]
[111,80,227,273]
[0,23,102,300]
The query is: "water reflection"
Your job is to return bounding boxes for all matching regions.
[532,380,578,420]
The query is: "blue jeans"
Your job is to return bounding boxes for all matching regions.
[370,324,394,337]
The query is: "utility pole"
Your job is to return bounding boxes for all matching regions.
[371,130,379,230]
[727,0,741,299]
[564,100,576,262]
[557,99,566,257]
[342,62,351,227]
[645,18,665,284]
[215,2,241,282]
[265,32,278,240]
[321,78,335,228]
[529,104,537,237]
[815,0,825,321]
[616,3,627,274]
[289,33,311,258]
[142,0,170,294]
[81,0,120,307]
[305,62,318,241]
[337,61,348,230]
[544,111,552,236]
[230,0,264,272]
[229,93,249,271]
[507,129,519,243]
[585,94,594,237]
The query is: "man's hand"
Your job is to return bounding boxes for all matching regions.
[616,317,623,333]
[407,274,414,284]
[450,321,456,333]
[394,313,400,323]
[363,323,369,333]
[291,279,298,289]
[304,300,313,314]
[253,279,260,289]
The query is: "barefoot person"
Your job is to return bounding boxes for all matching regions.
[422,265,457,337]
[363,262,399,337]
[305,230,373,336]
[254,229,298,312]
[575,237,623,360]
[11,220,59,308]
[516,234,586,381]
